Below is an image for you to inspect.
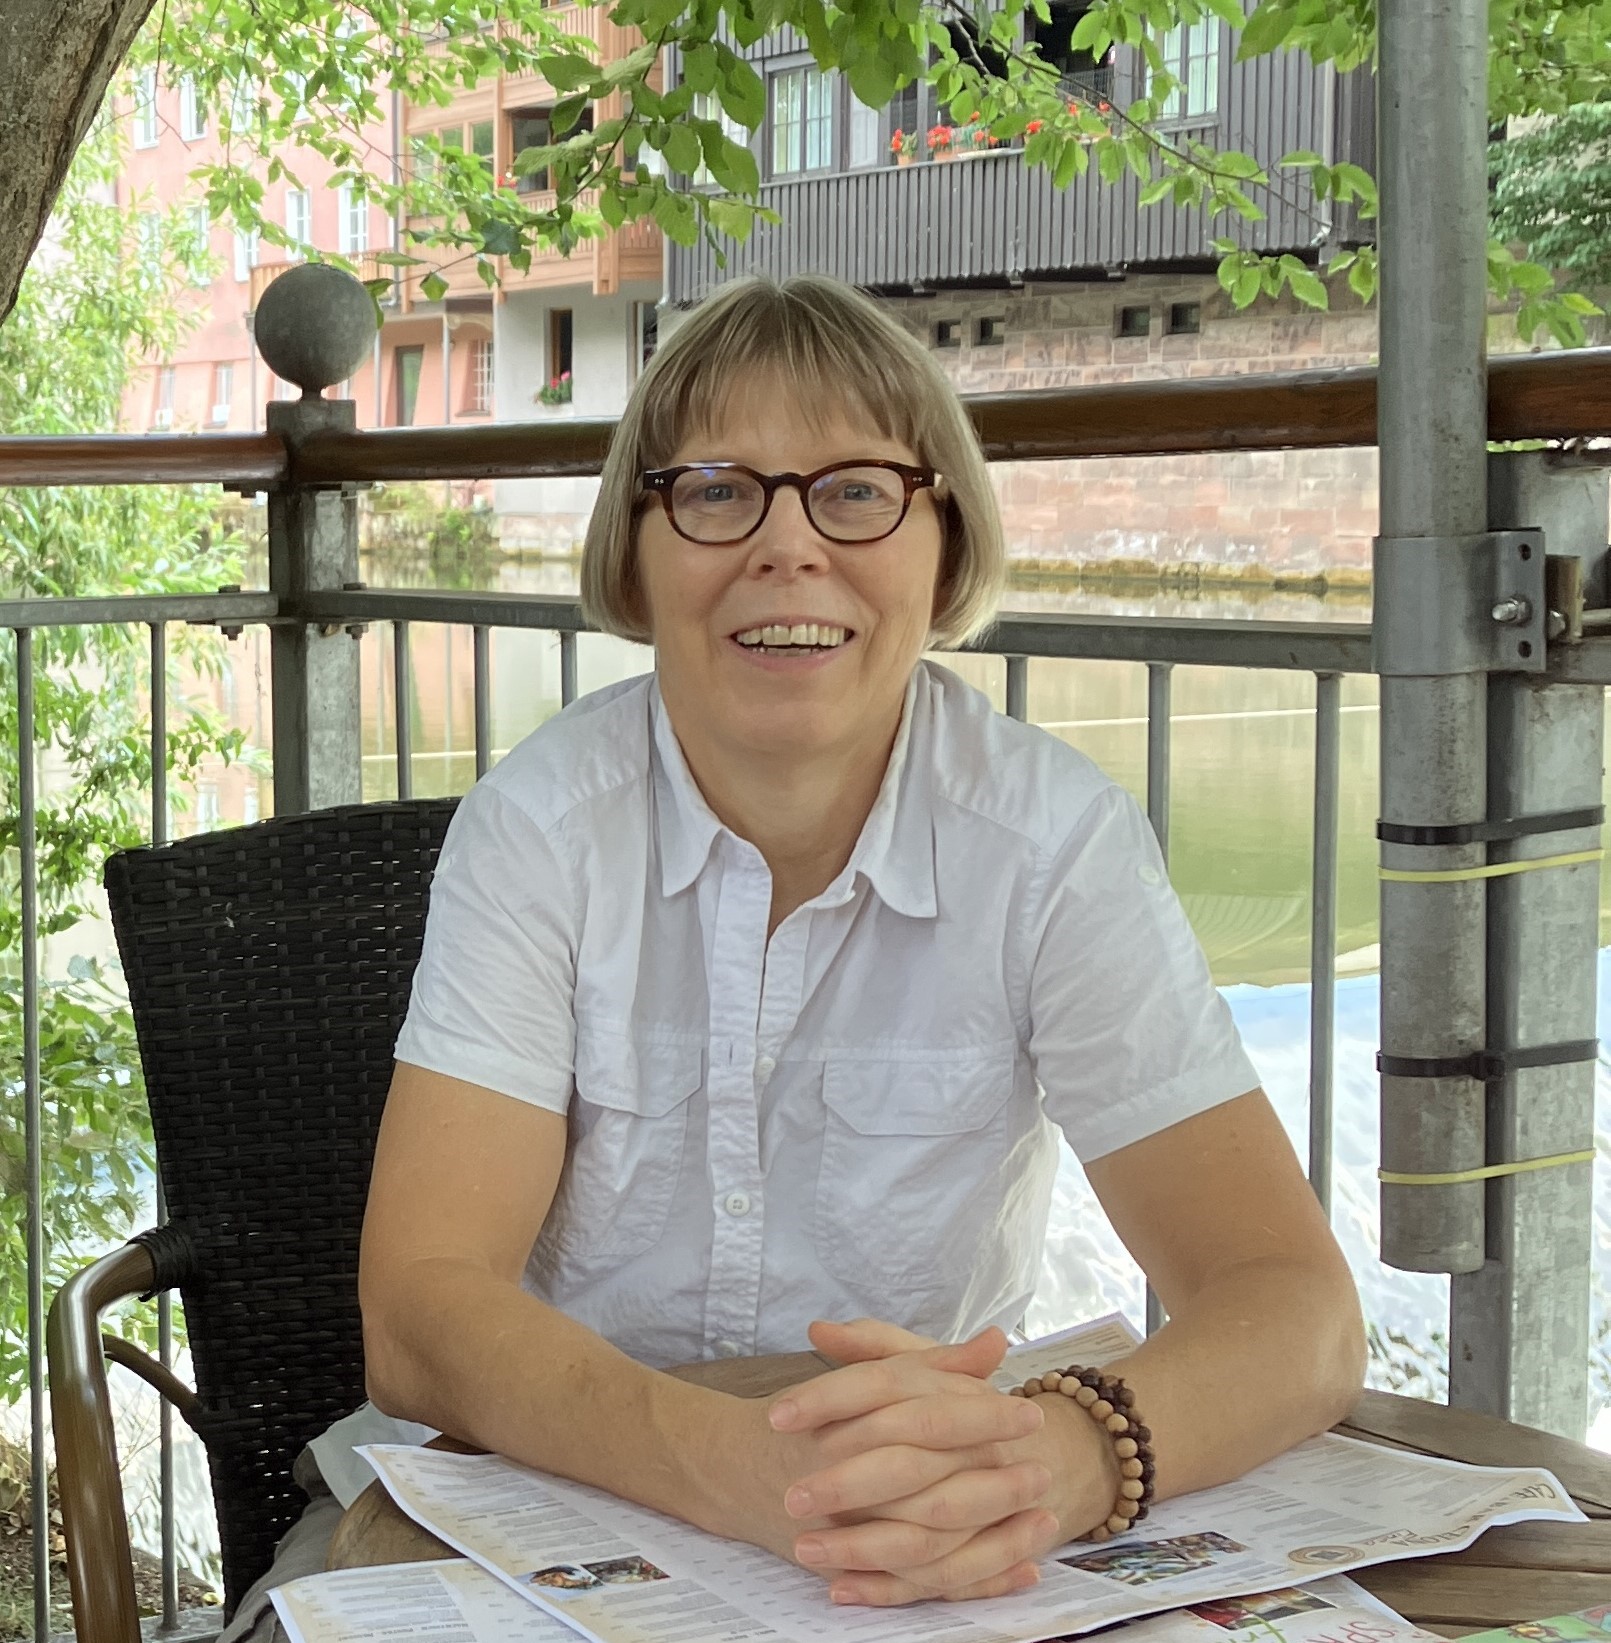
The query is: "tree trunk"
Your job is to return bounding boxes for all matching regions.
[0,0,156,329]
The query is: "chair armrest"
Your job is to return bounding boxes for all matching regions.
[46,1239,162,1643]
[100,1334,200,1423]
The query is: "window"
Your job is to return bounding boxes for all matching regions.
[395,345,424,425]
[153,366,175,429]
[508,111,551,192]
[468,337,493,413]
[179,76,206,141]
[233,226,259,282]
[186,204,211,283]
[339,184,368,253]
[975,316,1006,345]
[548,307,573,380]
[275,375,299,401]
[848,93,881,169]
[134,68,159,148]
[228,76,258,131]
[285,189,312,255]
[770,66,834,176]
[1154,20,1220,122]
[137,211,162,270]
[1117,304,1151,337]
[1030,0,1111,96]
[470,120,495,167]
[1168,300,1201,335]
[210,362,234,425]
[630,301,658,381]
[934,319,961,348]
[691,93,750,186]
[284,68,311,123]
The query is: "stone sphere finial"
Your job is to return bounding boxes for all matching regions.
[253,263,378,397]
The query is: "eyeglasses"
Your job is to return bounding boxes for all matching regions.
[639,459,943,545]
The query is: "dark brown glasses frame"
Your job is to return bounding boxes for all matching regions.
[639,459,942,544]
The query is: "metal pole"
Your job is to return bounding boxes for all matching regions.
[1375,0,1491,1276]
[149,623,178,1633]
[1447,453,1607,1437]
[18,630,47,1643]
[1308,672,1341,1214]
[1144,661,1172,1338]
[560,629,578,709]
[393,620,413,800]
[264,394,366,815]
[474,626,491,778]
[1004,654,1027,722]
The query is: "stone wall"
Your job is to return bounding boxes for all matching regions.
[881,271,1384,584]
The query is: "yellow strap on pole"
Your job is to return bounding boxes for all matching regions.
[1378,849,1603,884]
[1378,1148,1596,1187]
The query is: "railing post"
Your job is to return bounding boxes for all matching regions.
[1446,453,1608,1438]
[255,265,378,815]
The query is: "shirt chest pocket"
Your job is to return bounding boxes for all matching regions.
[537,1029,704,1268]
[814,1051,1018,1300]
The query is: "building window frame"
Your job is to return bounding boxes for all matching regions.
[395,344,425,426]
[178,75,207,142]
[1117,304,1152,338]
[285,189,313,257]
[134,68,159,148]
[467,336,494,414]
[210,362,235,426]
[767,60,837,179]
[233,226,259,283]
[1152,19,1221,125]
[338,183,369,254]
[1168,300,1201,335]
[153,366,176,430]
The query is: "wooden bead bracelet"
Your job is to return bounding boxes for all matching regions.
[1007,1364,1155,1542]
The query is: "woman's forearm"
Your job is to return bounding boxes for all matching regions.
[363,1254,737,1525]
[1112,1253,1366,1504]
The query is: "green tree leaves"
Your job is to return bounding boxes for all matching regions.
[134,0,1611,346]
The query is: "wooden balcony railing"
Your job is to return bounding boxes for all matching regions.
[249,254,399,313]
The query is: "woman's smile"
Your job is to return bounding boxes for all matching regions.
[727,617,857,671]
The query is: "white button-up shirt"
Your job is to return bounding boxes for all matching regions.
[392,660,1258,1369]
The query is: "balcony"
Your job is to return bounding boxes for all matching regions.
[249,253,398,313]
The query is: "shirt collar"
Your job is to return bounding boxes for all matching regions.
[650,667,938,919]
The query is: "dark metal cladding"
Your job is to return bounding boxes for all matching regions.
[666,28,1372,304]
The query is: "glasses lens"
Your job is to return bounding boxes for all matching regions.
[669,467,766,542]
[808,466,908,541]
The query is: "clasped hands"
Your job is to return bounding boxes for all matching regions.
[733,1318,1108,1607]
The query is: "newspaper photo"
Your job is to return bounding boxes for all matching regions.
[271,1561,1441,1643]
[354,1315,1584,1643]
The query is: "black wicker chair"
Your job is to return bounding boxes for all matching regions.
[47,799,458,1642]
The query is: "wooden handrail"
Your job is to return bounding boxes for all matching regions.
[3,348,1610,489]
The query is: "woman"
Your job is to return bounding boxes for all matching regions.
[225,272,1364,1639]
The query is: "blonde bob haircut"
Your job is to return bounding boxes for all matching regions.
[581,273,1005,649]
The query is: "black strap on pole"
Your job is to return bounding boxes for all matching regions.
[1376,805,1603,848]
[1377,1039,1601,1082]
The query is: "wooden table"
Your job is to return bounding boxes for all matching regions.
[327,1358,1611,1636]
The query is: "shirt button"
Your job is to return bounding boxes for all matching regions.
[714,1338,743,1359]
[755,1055,777,1078]
[1138,865,1163,887]
[722,1190,752,1217]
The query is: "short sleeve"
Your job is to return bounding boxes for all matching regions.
[393,781,578,1113]
[1027,784,1259,1161]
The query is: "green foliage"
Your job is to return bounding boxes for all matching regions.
[1491,103,1611,343]
[0,126,250,1396]
[131,0,1611,352]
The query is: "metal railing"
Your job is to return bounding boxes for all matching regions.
[5,350,1611,1636]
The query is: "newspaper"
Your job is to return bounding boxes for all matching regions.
[351,1315,1585,1643]
[271,1562,1439,1643]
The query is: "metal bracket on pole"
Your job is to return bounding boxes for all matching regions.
[1372,531,1546,675]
